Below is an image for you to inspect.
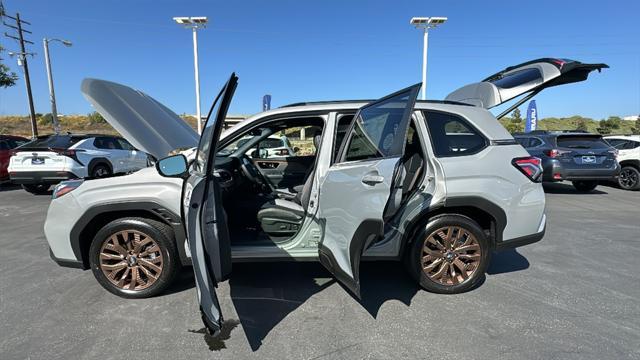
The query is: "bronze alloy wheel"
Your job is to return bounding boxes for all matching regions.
[421,226,482,286]
[99,230,163,291]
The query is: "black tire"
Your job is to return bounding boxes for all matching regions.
[89,217,179,299]
[407,214,491,294]
[618,166,640,191]
[90,163,112,178]
[572,180,598,192]
[21,183,50,194]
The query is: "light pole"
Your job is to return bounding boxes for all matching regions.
[43,38,72,134]
[173,16,208,134]
[410,17,447,100]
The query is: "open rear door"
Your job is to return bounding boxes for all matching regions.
[182,73,238,335]
[445,58,608,111]
[316,83,420,297]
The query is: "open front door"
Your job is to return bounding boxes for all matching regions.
[445,58,608,109]
[182,73,238,335]
[317,83,420,297]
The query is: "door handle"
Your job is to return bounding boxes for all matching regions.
[362,174,384,185]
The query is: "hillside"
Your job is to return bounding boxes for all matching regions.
[0,113,200,137]
[1,113,638,138]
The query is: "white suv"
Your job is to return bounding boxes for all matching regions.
[43,57,606,335]
[605,135,640,190]
[8,134,149,194]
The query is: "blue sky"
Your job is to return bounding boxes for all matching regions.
[1,0,638,119]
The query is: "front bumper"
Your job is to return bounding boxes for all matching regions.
[542,159,620,182]
[44,192,86,267]
[9,171,78,185]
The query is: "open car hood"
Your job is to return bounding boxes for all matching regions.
[445,58,608,110]
[81,78,199,159]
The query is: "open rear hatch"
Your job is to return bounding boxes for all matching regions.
[445,58,608,118]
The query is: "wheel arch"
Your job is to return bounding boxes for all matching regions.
[401,196,506,256]
[87,158,113,176]
[70,201,188,269]
[619,159,640,170]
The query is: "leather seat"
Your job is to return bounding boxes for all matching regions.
[257,135,319,238]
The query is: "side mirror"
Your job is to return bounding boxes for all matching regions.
[293,146,300,154]
[156,154,188,178]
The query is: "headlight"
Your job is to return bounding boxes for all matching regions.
[52,179,84,199]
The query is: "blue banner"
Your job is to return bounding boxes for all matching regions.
[525,100,538,132]
[263,95,272,111]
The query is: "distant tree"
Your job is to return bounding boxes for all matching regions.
[600,116,622,130]
[576,118,589,132]
[87,111,106,124]
[511,108,523,123]
[0,45,18,88]
[37,113,53,126]
[632,118,640,135]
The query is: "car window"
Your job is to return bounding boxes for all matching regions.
[333,114,355,163]
[490,68,543,89]
[515,137,530,148]
[0,140,9,150]
[530,137,543,147]
[342,91,413,162]
[94,137,123,150]
[261,138,282,149]
[606,139,625,149]
[423,111,487,157]
[556,136,609,149]
[116,138,135,151]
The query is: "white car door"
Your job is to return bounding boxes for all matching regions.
[316,83,420,297]
[182,74,237,335]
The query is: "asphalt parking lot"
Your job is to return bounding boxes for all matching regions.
[0,182,639,360]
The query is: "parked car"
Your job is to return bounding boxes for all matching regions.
[221,134,298,158]
[0,135,29,183]
[605,135,640,190]
[8,134,150,194]
[45,57,605,335]
[514,131,620,192]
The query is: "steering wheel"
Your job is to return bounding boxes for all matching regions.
[239,155,272,191]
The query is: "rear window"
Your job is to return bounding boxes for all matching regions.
[261,138,282,149]
[18,135,86,150]
[491,68,542,89]
[556,136,609,149]
[423,111,487,157]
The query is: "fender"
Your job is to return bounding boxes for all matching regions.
[69,201,188,268]
[401,196,507,254]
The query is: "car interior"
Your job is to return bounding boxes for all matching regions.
[212,113,426,248]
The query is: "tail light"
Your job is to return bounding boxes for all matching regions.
[52,179,84,199]
[512,156,543,182]
[608,149,618,160]
[544,149,570,158]
[274,149,289,156]
[51,148,84,163]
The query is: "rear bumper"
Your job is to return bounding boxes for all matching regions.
[542,159,620,182]
[9,171,78,184]
[496,225,545,250]
[49,248,86,269]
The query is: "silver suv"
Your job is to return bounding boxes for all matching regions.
[44,58,605,335]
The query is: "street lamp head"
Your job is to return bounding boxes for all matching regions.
[410,16,448,29]
[62,40,72,47]
[173,16,208,28]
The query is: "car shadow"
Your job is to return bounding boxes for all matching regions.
[174,250,528,352]
[0,183,21,192]
[543,182,608,195]
[487,249,530,275]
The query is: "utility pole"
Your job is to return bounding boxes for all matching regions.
[4,12,38,137]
